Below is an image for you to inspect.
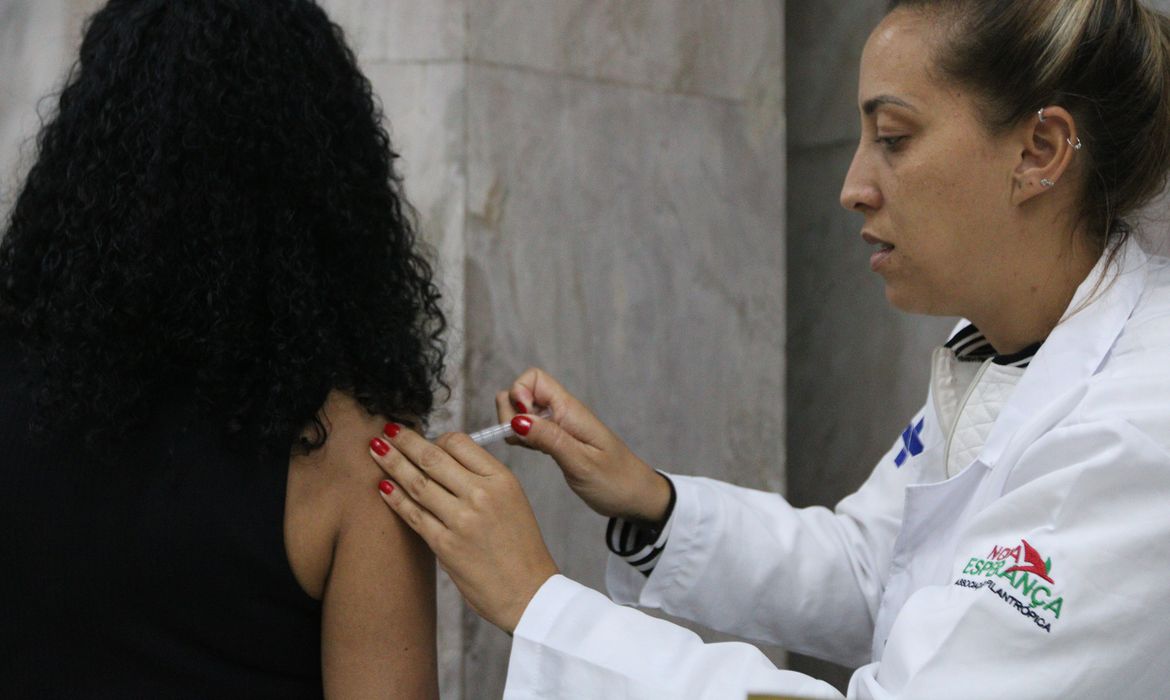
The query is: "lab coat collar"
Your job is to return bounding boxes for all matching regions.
[977,238,1150,468]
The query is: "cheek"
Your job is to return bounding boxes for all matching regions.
[885,140,954,212]
[892,148,997,255]
[909,149,969,206]
[886,157,965,253]
[885,160,984,306]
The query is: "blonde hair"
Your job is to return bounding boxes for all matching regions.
[889,0,1170,249]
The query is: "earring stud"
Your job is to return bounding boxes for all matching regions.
[1038,108,1047,123]
[1041,178,1055,188]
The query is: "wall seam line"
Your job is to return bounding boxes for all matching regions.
[466,57,743,105]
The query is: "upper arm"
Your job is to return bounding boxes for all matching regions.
[317,397,438,698]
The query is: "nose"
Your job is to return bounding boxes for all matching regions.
[839,144,882,213]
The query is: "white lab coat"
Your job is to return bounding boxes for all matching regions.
[503,238,1170,699]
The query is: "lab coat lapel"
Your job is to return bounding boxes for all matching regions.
[978,239,1150,470]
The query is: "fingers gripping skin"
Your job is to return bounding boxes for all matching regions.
[370,429,462,524]
[369,424,558,634]
[501,368,673,523]
[377,476,445,546]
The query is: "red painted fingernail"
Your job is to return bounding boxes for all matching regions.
[514,400,528,414]
[370,437,390,456]
[384,423,401,438]
[378,480,395,495]
[511,415,533,436]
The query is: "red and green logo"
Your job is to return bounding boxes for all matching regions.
[1001,540,1054,584]
[955,539,1065,632]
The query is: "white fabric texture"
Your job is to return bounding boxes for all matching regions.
[944,361,1025,477]
[507,574,842,700]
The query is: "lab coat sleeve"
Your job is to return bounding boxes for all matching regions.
[860,418,1170,698]
[606,426,923,666]
[505,574,845,700]
[506,419,1170,700]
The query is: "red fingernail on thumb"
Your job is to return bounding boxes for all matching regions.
[378,480,395,495]
[511,415,533,436]
[370,437,390,456]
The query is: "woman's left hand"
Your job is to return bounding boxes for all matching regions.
[368,424,559,634]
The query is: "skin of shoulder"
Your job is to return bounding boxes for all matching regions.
[285,390,438,698]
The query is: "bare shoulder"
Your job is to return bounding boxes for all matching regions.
[284,390,388,599]
[285,390,439,696]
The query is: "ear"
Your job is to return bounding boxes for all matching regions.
[1011,106,1082,206]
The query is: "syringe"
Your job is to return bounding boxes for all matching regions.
[467,407,552,446]
[427,407,552,446]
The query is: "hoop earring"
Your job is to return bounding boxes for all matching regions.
[1067,137,1083,151]
[1038,108,1047,123]
[1041,178,1055,188]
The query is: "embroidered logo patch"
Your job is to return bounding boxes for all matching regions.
[894,417,925,467]
[954,539,1065,633]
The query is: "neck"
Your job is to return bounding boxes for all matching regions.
[968,229,1102,355]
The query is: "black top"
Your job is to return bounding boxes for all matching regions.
[0,332,323,698]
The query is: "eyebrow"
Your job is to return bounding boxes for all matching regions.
[862,95,919,115]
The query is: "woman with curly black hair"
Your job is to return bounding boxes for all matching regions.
[0,0,445,696]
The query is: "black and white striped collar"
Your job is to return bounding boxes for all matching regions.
[945,324,1041,369]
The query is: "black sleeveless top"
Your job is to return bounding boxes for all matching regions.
[0,332,323,698]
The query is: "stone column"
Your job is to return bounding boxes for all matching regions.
[460,2,785,695]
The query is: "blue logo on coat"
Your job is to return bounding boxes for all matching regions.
[894,418,925,467]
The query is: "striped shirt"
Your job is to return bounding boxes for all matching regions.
[607,324,1042,577]
[946,323,1040,368]
[605,475,676,576]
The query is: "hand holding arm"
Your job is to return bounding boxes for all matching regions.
[366,426,845,699]
[369,425,558,633]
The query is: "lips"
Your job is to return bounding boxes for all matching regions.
[862,232,895,272]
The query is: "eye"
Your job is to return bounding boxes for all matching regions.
[875,135,908,152]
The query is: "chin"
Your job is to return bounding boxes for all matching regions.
[883,282,941,316]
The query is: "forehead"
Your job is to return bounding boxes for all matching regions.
[859,9,949,111]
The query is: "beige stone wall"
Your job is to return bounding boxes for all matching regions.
[1,1,785,697]
[459,3,785,695]
[0,0,97,210]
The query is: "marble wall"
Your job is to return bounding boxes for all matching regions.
[460,2,785,696]
[1,1,784,698]
[0,0,97,208]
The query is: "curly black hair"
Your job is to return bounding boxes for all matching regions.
[0,0,447,458]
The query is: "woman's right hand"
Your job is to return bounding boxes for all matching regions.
[495,368,672,523]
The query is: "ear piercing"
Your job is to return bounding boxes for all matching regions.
[1039,109,1085,151]
[1036,109,1080,181]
